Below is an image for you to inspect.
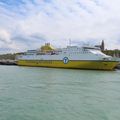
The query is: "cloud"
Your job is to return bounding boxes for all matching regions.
[0,0,120,53]
[0,29,11,43]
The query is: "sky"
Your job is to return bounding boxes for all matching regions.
[0,0,120,53]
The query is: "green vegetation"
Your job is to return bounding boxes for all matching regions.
[103,50,120,57]
[0,53,16,60]
[0,51,25,60]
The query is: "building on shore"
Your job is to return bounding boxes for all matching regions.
[95,40,120,58]
[95,40,105,51]
[100,40,105,51]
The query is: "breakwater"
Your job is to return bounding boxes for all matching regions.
[0,60,17,65]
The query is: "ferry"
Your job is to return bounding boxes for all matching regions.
[16,43,119,70]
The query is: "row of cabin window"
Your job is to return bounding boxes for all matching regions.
[63,51,90,54]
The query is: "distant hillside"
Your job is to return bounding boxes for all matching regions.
[0,52,25,60]
[0,53,16,60]
[103,50,120,57]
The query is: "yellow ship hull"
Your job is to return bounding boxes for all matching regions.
[17,60,119,70]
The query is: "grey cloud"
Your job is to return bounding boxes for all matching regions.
[1,0,120,53]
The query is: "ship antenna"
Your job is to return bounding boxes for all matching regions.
[69,39,72,46]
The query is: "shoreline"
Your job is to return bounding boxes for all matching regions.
[0,60,17,65]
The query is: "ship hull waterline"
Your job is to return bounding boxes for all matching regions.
[17,60,119,70]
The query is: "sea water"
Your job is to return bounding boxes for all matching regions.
[0,65,120,120]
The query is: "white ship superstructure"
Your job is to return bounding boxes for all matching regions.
[16,43,119,70]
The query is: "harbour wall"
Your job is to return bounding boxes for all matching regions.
[0,60,17,65]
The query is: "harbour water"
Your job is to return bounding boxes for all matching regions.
[0,65,120,120]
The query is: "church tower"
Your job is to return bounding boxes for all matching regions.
[101,40,105,51]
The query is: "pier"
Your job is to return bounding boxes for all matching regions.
[0,60,17,65]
